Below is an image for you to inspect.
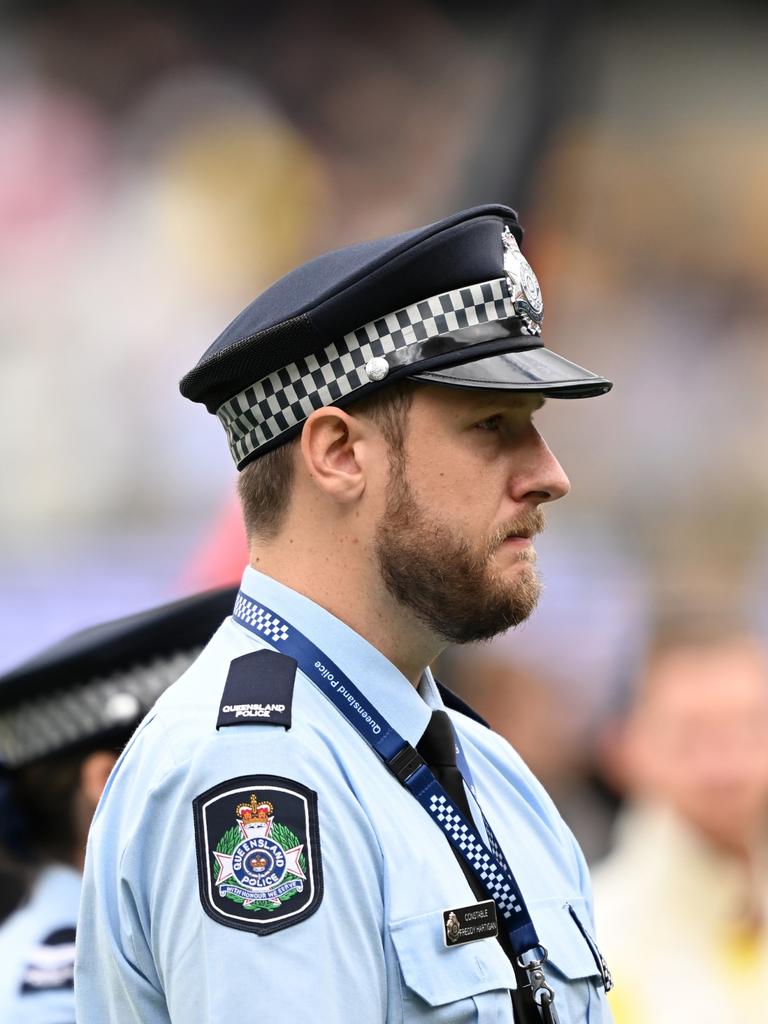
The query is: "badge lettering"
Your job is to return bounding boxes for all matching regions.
[216,650,295,729]
[442,899,498,947]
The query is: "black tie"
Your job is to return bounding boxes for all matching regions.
[417,710,545,1024]
[417,710,476,824]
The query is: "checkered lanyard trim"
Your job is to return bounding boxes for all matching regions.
[233,593,290,644]
[218,277,514,465]
[232,590,541,957]
[420,783,525,919]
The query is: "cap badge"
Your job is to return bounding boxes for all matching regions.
[103,691,142,725]
[501,225,543,335]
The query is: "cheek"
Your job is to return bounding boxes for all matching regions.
[407,442,503,516]
[414,472,496,531]
[365,460,396,511]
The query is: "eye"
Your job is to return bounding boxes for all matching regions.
[475,415,502,432]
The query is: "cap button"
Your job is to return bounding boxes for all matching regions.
[365,357,389,382]
[104,691,141,725]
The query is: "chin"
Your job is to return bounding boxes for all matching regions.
[500,564,539,593]
[493,549,536,571]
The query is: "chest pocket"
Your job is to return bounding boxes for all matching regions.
[532,898,611,1024]
[389,908,517,1023]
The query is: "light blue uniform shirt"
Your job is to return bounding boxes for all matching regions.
[76,568,612,1023]
[0,863,80,1024]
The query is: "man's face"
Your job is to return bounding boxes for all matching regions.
[374,385,570,644]
[626,642,768,851]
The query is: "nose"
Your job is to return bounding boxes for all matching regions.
[509,428,570,504]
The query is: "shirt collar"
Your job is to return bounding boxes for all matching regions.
[236,566,441,746]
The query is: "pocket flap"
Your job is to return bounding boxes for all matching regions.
[531,899,602,980]
[390,908,518,1006]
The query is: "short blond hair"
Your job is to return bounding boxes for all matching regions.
[238,382,416,539]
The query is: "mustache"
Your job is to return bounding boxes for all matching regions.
[488,509,546,551]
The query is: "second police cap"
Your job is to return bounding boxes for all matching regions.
[180,204,612,469]
[0,587,237,768]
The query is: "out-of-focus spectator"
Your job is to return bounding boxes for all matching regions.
[0,587,234,1024]
[445,646,620,864]
[592,618,768,1024]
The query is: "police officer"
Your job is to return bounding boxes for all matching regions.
[76,205,614,1022]
[0,587,235,1024]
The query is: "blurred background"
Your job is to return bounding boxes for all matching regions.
[1,0,768,1015]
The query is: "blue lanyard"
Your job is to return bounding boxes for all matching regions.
[232,590,542,959]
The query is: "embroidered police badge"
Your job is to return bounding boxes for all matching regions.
[193,775,322,934]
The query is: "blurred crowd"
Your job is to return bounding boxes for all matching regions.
[446,613,768,1022]
[2,1,768,1021]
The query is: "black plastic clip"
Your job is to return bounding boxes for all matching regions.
[387,743,426,784]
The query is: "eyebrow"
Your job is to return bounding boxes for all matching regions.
[476,394,547,414]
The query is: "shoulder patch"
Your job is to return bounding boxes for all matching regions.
[193,775,323,935]
[216,650,296,729]
[20,925,76,994]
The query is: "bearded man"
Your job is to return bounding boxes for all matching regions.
[76,205,614,1024]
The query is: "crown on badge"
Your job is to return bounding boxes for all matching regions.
[236,795,273,824]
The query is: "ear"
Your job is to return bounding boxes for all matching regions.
[299,406,372,503]
[79,750,118,811]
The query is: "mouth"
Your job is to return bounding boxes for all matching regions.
[500,533,534,550]
[492,510,545,553]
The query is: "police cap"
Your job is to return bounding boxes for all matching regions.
[0,587,236,768]
[180,204,612,469]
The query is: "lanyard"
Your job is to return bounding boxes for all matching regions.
[232,590,549,962]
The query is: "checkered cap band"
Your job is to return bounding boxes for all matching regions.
[217,277,515,465]
[0,649,199,768]
[429,792,522,918]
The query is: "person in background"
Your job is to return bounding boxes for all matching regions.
[0,586,235,1024]
[592,616,768,1024]
[444,648,620,865]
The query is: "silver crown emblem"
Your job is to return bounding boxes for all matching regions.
[501,225,543,336]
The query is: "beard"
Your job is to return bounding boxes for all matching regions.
[375,452,544,645]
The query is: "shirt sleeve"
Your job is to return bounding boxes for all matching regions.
[76,714,389,1024]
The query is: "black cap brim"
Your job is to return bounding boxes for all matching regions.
[412,345,612,398]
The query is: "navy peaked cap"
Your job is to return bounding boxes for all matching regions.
[0,587,237,767]
[180,204,611,469]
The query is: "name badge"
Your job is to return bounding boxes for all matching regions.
[442,899,498,947]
